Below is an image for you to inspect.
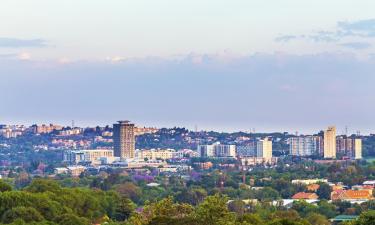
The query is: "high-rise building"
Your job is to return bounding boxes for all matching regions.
[256,138,272,161]
[354,139,362,159]
[113,121,135,159]
[236,142,256,157]
[336,136,362,159]
[197,144,215,157]
[324,126,336,159]
[289,136,322,156]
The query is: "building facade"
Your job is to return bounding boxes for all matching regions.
[289,136,322,156]
[256,138,272,161]
[336,136,362,159]
[137,149,176,160]
[236,142,256,157]
[197,142,236,158]
[324,126,336,159]
[63,149,114,165]
[113,120,135,159]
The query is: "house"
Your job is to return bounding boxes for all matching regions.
[363,180,375,187]
[292,192,319,200]
[331,189,373,201]
[306,184,320,192]
[330,215,358,223]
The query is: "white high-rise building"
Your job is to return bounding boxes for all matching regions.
[324,126,336,159]
[289,136,322,156]
[197,144,215,157]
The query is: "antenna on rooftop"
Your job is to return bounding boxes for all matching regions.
[72,120,75,128]
[345,126,348,137]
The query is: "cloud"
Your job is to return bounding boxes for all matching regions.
[0,37,47,48]
[105,56,126,63]
[276,19,375,45]
[18,52,31,60]
[338,19,375,37]
[275,35,298,42]
[339,42,372,49]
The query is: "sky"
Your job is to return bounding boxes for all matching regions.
[1,0,375,134]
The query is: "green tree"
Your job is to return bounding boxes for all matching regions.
[193,194,236,225]
[305,213,330,225]
[316,183,331,200]
[349,210,375,225]
[1,206,44,224]
[0,180,12,192]
[114,197,135,221]
[56,214,90,225]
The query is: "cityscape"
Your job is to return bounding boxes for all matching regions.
[0,120,374,224]
[2,1,375,225]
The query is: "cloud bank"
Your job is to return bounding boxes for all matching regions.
[0,37,47,48]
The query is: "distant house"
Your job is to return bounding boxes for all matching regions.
[292,192,319,200]
[331,189,373,201]
[363,180,375,187]
[330,215,358,223]
[306,184,320,192]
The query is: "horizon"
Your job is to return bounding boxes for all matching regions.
[1,120,368,136]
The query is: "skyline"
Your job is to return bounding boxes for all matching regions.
[2,1,375,133]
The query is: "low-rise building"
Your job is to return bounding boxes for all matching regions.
[292,192,319,200]
[136,149,176,160]
[63,149,114,165]
[291,179,328,185]
[331,189,373,201]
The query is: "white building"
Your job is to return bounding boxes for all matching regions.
[63,149,114,165]
[136,149,176,160]
[197,144,215,157]
[256,138,272,161]
[289,136,322,156]
[197,142,236,158]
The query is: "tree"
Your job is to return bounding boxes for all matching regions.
[25,179,61,193]
[0,180,12,192]
[115,182,141,202]
[1,207,44,224]
[228,200,246,216]
[115,197,135,221]
[193,194,236,225]
[316,183,331,200]
[237,213,264,225]
[317,200,337,219]
[349,210,375,225]
[306,213,330,225]
[56,214,90,225]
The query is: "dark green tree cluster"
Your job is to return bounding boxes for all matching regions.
[0,179,135,225]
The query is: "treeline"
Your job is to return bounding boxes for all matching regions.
[0,179,374,225]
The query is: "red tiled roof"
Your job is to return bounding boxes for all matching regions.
[292,192,319,200]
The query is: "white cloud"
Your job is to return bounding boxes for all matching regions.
[18,52,31,60]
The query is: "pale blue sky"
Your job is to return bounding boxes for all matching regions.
[1,1,375,133]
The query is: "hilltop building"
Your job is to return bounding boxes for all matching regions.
[113,120,135,159]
